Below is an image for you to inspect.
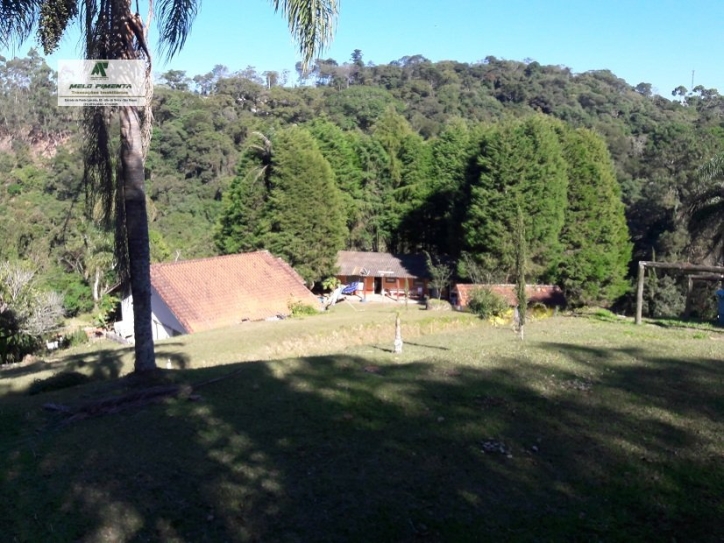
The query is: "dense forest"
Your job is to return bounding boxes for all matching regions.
[2,48,724,356]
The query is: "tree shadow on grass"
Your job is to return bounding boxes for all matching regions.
[404,340,450,350]
[538,341,724,420]
[0,343,191,398]
[1,342,724,542]
[0,359,52,379]
[645,316,724,332]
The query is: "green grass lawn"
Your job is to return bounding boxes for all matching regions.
[1,309,724,542]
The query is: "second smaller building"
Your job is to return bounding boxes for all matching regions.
[335,251,431,299]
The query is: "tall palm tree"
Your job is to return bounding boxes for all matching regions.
[688,154,724,263]
[0,0,338,372]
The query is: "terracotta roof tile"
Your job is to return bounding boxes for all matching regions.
[151,251,319,333]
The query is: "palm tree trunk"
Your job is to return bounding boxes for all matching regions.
[120,105,155,372]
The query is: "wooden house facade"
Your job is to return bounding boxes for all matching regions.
[335,251,431,299]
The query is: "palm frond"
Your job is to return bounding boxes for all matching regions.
[688,154,724,226]
[79,0,110,59]
[0,0,41,48]
[269,0,338,71]
[698,154,724,183]
[156,0,198,61]
[82,106,130,283]
[689,201,724,234]
[83,107,114,226]
[687,154,724,261]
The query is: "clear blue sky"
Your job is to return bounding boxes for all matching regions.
[3,0,724,96]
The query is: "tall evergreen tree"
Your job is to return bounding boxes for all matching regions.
[372,107,412,187]
[306,118,367,247]
[217,126,347,284]
[557,127,631,305]
[429,118,483,255]
[264,127,347,283]
[462,116,568,280]
[388,132,433,252]
[214,133,272,254]
[349,133,390,251]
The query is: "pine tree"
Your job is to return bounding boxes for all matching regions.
[462,116,568,280]
[214,133,273,254]
[389,132,434,252]
[306,118,370,249]
[349,134,390,251]
[372,107,412,187]
[263,126,348,283]
[557,127,631,305]
[429,118,482,255]
[372,108,432,252]
[216,126,347,284]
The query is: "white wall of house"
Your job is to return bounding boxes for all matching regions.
[119,294,130,323]
[149,287,185,340]
[114,288,186,342]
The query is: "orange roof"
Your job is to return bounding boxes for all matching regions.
[453,284,565,307]
[150,251,318,333]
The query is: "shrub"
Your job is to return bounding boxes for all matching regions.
[94,294,120,329]
[530,302,553,320]
[43,272,93,317]
[1,262,65,364]
[65,328,89,347]
[645,274,685,318]
[426,298,452,311]
[289,300,319,318]
[322,276,341,292]
[467,287,508,318]
[0,333,38,365]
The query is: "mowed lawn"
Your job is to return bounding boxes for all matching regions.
[1,307,724,542]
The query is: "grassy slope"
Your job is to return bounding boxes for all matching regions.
[1,309,723,542]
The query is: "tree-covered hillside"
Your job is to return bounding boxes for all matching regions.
[2,49,723,329]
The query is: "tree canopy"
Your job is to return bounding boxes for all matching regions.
[2,48,724,335]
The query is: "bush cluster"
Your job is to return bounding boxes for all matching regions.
[467,287,509,318]
[289,300,319,318]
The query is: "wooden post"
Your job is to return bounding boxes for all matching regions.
[632,261,724,324]
[635,261,645,325]
[404,277,409,310]
[683,276,693,319]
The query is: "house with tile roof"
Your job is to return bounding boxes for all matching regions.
[113,251,319,342]
[335,251,431,299]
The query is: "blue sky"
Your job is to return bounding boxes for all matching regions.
[4,0,724,96]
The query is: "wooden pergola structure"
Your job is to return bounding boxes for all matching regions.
[635,261,724,324]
